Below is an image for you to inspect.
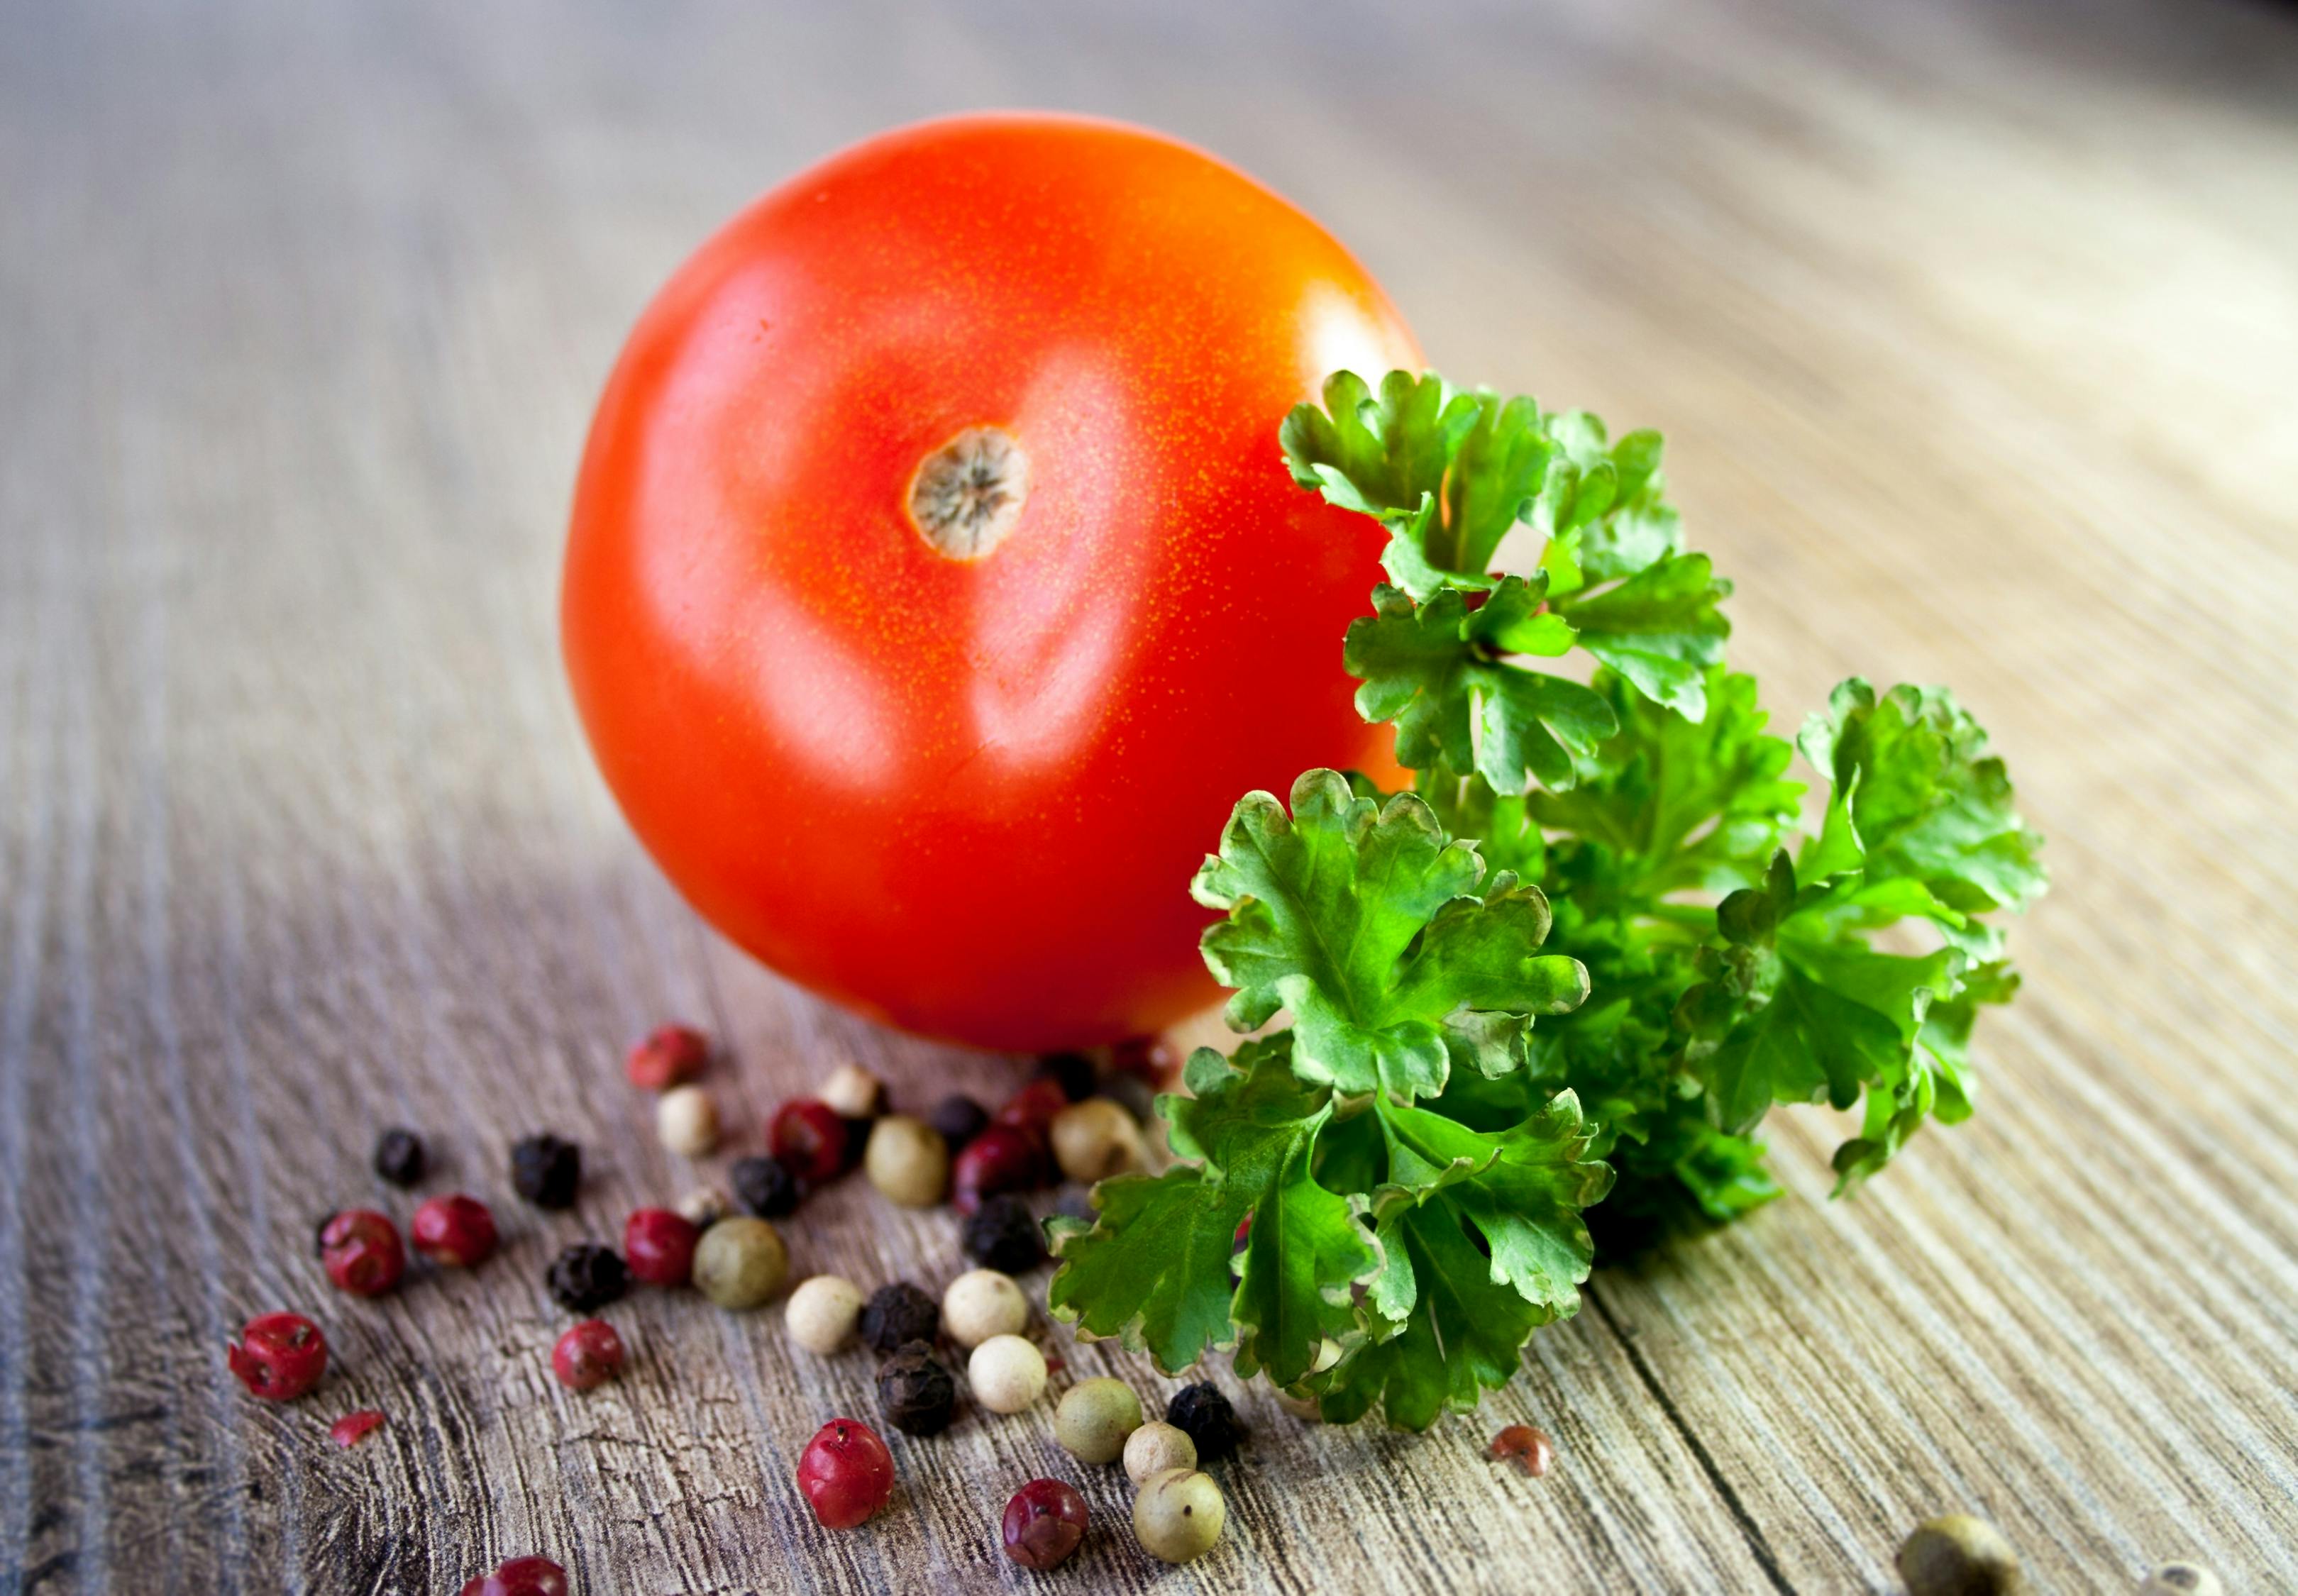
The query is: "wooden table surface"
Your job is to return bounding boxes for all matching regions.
[6,1,2297,1591]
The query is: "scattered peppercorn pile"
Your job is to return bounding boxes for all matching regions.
[226,1026,1624,1587]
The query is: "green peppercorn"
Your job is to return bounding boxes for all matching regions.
[692,1217,788,1309]
[1134,1468,1224,1563]
[1054,1377,1142,1464]
[1897,1515,2025,1596]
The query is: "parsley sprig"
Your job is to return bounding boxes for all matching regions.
[1047,370,2046,1426]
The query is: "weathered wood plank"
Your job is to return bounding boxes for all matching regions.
[3,0,2295,1591]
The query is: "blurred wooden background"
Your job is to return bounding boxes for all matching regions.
[4,0,2297,1590]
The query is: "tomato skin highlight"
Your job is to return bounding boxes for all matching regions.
[563,112,1418,1051]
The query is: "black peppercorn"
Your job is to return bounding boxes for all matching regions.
[510,1133,581,1209]
[876,1340,957,1436]
[927,1094,990,1151]
[372,1127,426,1187]
[546,1242,629,1313]
[730,1155,800,1219]
[962,1193,1044,1275]
[1033,1051,1097,1102]
[858,1282,939,1355]
[1166,1381,1245,1463]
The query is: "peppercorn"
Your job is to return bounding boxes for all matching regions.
[1134,1468,1225,1563]
[787,1275,866,1355]
[995,1077,1071,1138]
[768,1099,849,1184]
[875,1340,957,1436]
[797,1419,894,1529]
[1109,1033,1179,1083]
[951,1125,1045,1214]
[1049,1099,1147,1182]
[458,1556,568,1596]
[1054,1377,1142,1464]
[674,1185,732,1226]
[1002,1478,1089,1570]
[692,1216,788,1309]
[319,1209,406,1297]
[941,1268,1028,1348]
[510,1133,581,1209]
[1124,1420,1197,1485]
[817,1062,887,1119]
[1897,1515,2026,1596]
[927,1093,989,1150]
[1488,1423,1554,1477]
[968,1334,1047,1414]
[858,1282,939,1354]
[656,1084,720,1157]
[551,1319,626,1391]
[622,1207,701,1287]
[863,1115,949,1208]
[1032,1051,1098,1102]
[410,1193,498,1268]
[1166,1382,1244,1463]
[546,1242,629,1314]
[372,1126,426,1187]
[329,1409,387,1448]
[625,1022,709,1090]
[228,1311,327,1401]
[962,1193,1045,1274]
[730,1155,800,1219]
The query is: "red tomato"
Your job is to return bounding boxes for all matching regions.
[563,113,1418,1050]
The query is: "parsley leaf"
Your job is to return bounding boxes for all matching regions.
[1044,1033,1375,1384]
[1193,770,1588,1101]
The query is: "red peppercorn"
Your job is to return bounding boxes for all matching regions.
[769,1099,849,1185]
[319,1209,406,1297]
[329,1409,387,1448]
[951,1124,1046,1214]
[1110,1033,1181,1085]
[457,1556,568,1596]
[626,1023,709,1090]
[1002,1478,1089,1569]
[797,1417,895,1529]
[1488,1423,1555,1476]
[622,1208,700,1287]
[551,1319,626,1391]
[227,1312,327,1401]
[995,1077,1070,1138]
[411,1194,499,1268]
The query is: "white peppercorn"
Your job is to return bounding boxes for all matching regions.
[656,1084,720,1156]
[967,1334,1046,1414]
[1134,1468,1225,1563]
[673,1186,731,1226]
[864,1115,949,1208]
[818,1062,887,1119]
[786,1275,866,1355]
[1898,1516,2024,1596]
[1054,1377,1142,1464]
[1049,1099,1147,1183]
[941,1268,1028,1348]
[1124,1420,1198,1483]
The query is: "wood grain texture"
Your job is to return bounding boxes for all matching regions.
[4,0,2296,1590]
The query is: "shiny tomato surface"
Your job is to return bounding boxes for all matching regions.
[563,113,1418,1050]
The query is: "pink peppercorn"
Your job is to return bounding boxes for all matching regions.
[1488,1423,1554,1476]
[458,1556,568,1596]
[319,1209,405,1297]
[228,1312,327,1401]
[329,1409,387,1448]
[622,1209,700,1287]
[994,1077,1070,1138]
[768,1099,849,1185]
[951,1124,1046,1214]
[411,1194,498,1268]
[625,1024,709,1091]
[551,1320,626,1392]
[797,1418,895,1529]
